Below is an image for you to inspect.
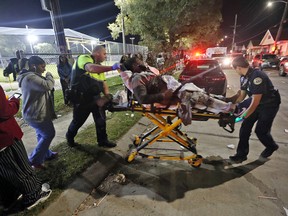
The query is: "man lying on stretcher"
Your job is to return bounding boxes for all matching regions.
[121,57,240,125]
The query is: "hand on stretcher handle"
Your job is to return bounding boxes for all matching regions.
[235,117,244,123]
[235,112,247,123]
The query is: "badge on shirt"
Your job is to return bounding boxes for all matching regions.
[253,77,262,85]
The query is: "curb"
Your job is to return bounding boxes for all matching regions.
[40,151,122,216]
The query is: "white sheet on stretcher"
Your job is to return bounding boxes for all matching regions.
[119,71,225,113]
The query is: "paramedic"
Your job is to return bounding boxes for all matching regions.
[229,56,281,163]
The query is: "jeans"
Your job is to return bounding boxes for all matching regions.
[27,120,55,165]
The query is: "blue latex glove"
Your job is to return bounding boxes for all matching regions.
[235,117,244,123]
[112,63,121,70]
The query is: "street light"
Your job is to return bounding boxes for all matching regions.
[120,0,126,55]
[267,0,288,53]
[26,34,38,54]
[130,37,135,53]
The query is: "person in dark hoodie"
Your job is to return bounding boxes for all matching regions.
[57,54,72,105]
[3,50,23,81]
[17,56,57,169]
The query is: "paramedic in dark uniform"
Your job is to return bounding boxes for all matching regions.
[229,56,281,163]
[66,45,120,148]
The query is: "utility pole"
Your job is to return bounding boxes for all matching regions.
[120,4,126,55]
[231,14,238,53]
[41,0,68,54]
[274,0,288,53]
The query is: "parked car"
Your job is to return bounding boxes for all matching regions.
[211,53,227,68]
[178,59,227,96]
[221,53,244,68]
[251,53,279,70]
[278,56,288,76]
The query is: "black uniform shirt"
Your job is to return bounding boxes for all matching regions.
[240,67,280,106]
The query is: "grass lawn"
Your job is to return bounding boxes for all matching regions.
[11,75,143,216]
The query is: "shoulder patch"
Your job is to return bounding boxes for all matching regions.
[253,77,262,85]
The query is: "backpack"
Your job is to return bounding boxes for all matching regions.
[3,58,19,77]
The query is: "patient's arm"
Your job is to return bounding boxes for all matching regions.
[133,85,165,104]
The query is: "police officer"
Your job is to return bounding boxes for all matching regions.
[229,56,281,163]
[66,45,120,148]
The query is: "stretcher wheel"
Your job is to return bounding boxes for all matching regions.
[125,149,138,163]
[133,136,141,146]
[188,155,203,168]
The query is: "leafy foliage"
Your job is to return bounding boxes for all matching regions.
[108,0,223,52]
[34,43,57,53]
[0,35,26,56]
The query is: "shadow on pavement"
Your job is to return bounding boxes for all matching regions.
[97,155,268,203]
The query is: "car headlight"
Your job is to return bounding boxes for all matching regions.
[223,58,231,65]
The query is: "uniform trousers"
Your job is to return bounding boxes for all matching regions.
[236,105,279,157]
[66,100,108,144]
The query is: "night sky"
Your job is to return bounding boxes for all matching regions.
[0,0,286,46]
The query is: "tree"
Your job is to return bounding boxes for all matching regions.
[0,35,26,57]
[33,43,57,53]
[108,0,223,52]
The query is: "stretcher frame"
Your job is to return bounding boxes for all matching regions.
[109,97,235,168]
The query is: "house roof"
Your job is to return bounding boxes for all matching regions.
[268,24,288,41]
[0,27,99,41]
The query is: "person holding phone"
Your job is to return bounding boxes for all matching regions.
[17,56,57,169]
[8,92,22,100]
[0,85,52,211]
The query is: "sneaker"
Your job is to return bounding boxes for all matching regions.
[26,189,52,210]
[98,141,117,148]
[229,154,247,163]
[260,145,279,158]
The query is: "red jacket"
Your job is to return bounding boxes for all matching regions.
[0,86,23,149]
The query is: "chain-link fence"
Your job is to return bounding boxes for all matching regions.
[0,41,149,82]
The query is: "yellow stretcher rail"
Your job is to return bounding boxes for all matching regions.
[108,100,235,168]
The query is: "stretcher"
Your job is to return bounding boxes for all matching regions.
[108,71,236,168]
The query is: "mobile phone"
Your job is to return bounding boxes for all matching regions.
[9,93,22,100]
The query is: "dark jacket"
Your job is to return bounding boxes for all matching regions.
[3,58,19,77]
